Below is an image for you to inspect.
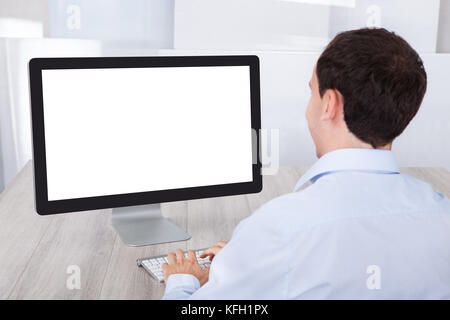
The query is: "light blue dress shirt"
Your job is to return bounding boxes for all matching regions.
[162,148,450,299]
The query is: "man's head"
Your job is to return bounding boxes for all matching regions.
[306,28,427,158]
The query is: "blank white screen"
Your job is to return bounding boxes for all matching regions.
[42,66,253,201]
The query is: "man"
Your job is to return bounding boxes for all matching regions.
[161,28,450,299]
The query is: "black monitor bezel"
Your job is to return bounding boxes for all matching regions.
[29,55,262,215]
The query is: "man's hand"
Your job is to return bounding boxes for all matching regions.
[200,241,228,261]
[162,249,210,286]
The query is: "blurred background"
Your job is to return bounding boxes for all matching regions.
[0,0,449,192]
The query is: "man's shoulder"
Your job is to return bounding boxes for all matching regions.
[246,171,450,234]
[243,185,333,234]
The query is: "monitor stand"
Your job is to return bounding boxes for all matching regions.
[111,204,191,246]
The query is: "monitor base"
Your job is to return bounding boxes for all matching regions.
[111,204,191,246]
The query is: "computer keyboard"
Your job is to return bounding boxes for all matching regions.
[137,248,211,283]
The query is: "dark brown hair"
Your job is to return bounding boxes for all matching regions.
[316,28,427,148]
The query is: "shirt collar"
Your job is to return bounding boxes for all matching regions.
[293,148,400,192]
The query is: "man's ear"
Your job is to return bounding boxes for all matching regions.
[320,89,343,121]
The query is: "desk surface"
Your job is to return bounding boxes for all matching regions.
[1,162,450,299]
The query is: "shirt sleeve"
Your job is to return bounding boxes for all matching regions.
[161,199,289,300]
[161,273,200,300]
[187,207,288,300]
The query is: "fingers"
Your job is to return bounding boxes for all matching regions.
[168,249,186,264]
[168,249,203,263]
[187,250,197,262]
[169,245,226,262]
[200,245,221,258]
[167,252,176,264]
[199,240,228,258]
[199,248,214,258]
[175,249,185,262]
[199,252,215,261]
[216,241,228,248]
[199,247,215,258]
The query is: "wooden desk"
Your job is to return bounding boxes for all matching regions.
[1,162,449,299]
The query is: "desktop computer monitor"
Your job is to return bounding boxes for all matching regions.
[29,55,262,246]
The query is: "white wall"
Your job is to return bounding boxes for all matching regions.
[174,0,331,51]
[0,38,102,191]
[395,54,450,169]
[48,0,174,48]
[159,49,450,170]
[174,0,440,52]
[438,0,450,53]
[0,0,49,37]
[328,0,440,52]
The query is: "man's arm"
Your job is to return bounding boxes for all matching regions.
[161,274,201,300]
[162,206,288,299]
